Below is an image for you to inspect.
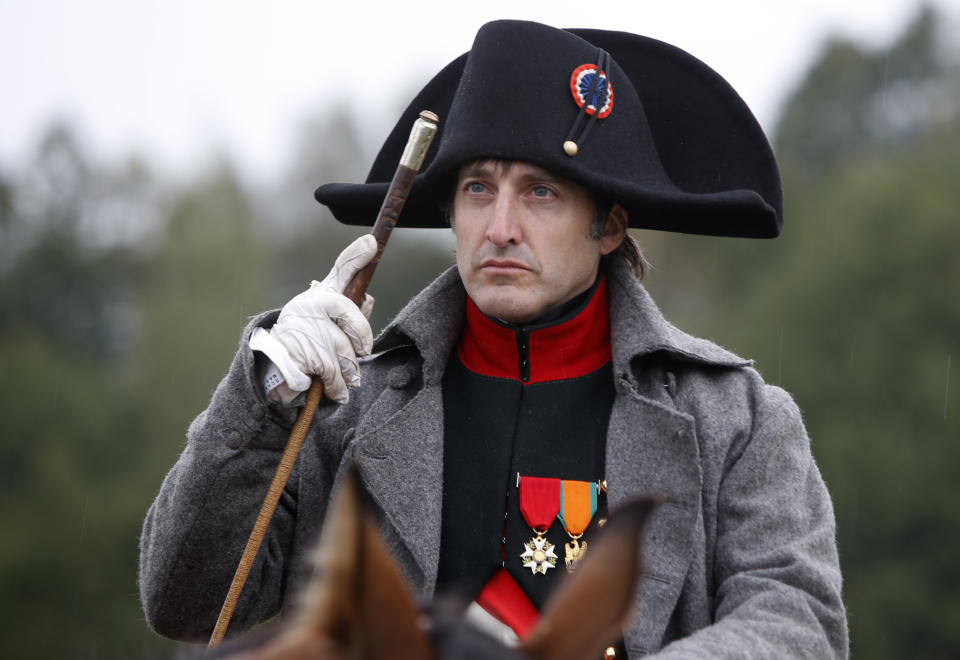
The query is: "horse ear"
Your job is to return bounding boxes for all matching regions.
[351,503,437,660]
[519,496,661,660]
[260,464,436,660]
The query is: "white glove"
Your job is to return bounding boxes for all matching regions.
[252,234,377,404]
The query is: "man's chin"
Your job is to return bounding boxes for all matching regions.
[472,292,541,324]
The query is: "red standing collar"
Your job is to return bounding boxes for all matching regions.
[458,277,612,384]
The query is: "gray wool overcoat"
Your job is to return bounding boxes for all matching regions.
[139,260,848,657]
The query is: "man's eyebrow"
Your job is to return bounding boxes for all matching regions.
[515,169,562,185]
[457,159,516,182]
[458,163,494,180]
[457,161,562,185]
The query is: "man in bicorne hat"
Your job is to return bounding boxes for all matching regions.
[140,20,848,657]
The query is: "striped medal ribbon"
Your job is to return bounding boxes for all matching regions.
[557,479,598,572]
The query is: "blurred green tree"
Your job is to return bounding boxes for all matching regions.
[133,162,269,465]
[775,6,954,176]
[0,124,167,658]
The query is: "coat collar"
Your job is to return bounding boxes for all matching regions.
[373,259,751,376]
[604,258,752,377]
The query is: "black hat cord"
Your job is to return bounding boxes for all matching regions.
[563,49,611,157]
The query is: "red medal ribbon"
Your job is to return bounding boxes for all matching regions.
[518,476,561,532]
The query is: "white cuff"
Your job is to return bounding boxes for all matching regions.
[465,601,520,647]
[249,327,312,393]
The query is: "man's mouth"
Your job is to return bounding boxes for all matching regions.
[479,258,531,275]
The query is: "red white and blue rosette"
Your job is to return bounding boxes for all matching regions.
[569,63,614,118]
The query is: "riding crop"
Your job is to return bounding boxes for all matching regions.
[209,110,439,648]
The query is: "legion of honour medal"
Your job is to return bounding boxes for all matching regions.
[518,476,561,575]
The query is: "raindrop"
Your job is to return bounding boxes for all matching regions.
[778,326,784,385]
[944,353,952,421]
[78,494,89,544]
[882,54,891,116]
[70,495,90,621]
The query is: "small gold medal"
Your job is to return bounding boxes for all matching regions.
[564,536,588,572]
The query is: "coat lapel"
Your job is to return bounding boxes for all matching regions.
[607,378,701,653]
[351,383,446,596]
[348,268,467,596]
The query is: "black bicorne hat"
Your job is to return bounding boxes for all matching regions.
[315,20,783,238]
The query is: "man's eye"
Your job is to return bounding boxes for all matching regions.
[531,185,553,198]
[467,182,487,194]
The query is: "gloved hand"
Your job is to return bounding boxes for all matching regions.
[254,234,378,404]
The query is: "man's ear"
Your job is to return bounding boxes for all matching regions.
[599,204,628,256]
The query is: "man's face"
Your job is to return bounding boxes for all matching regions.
[453,160,622,324]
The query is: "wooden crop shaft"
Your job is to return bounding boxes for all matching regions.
[208,111,438,649]
[343,164,417,305]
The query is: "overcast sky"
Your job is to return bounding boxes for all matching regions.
[2,0,957,184]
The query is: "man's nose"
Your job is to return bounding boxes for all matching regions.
[486,194,522,246]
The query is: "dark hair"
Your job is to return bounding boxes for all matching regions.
[590,197,646,280]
